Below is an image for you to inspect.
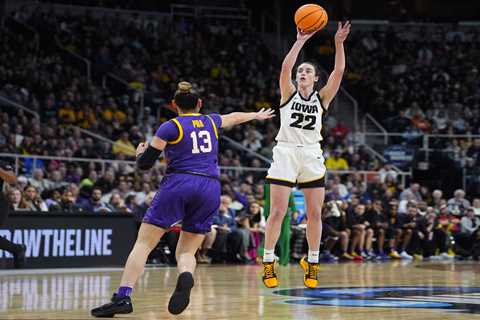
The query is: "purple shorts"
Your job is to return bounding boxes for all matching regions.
[143,173,221,234]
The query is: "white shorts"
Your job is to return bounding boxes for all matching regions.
[266,142,326,188]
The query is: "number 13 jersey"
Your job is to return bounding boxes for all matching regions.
[275,91,326,145]
[155,113,221,178]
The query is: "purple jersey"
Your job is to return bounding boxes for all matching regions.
[155,113,222,177]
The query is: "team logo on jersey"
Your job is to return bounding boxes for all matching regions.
[273,286,480,314]
[291,101,319,114]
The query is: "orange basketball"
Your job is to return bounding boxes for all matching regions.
[294,4,328,33]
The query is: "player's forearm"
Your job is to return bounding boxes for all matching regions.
[333,42,345,73]
[221,112,256,128]
[282,40,306,71]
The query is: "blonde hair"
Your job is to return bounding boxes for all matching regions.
[175,81,193,95]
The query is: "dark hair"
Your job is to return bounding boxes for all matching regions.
[295,61,322,90]
[173,81,199,112]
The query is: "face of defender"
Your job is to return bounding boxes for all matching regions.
[296,63,319,89]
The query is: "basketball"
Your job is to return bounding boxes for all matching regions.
[294,4,328,33]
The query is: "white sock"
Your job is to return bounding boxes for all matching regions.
[308,250,320,263]
[263,249,275,263]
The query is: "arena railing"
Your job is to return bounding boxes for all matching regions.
[54,35,91,82]
[0,153,411,187]
[0,95,40,120]
[170,4,251,22]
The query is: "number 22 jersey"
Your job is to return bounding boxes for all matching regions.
[155,113,222,178]
[275,91,326,145]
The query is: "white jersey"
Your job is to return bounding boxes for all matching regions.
[275,91,325,145]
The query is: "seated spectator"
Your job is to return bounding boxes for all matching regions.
[28,169,50,193]
[211,195,245,263]
[245,202,265,261]
[378,163,398,184]
[109,191,128,212]
[473,198,480,216]
[82,187,112,213]
[432,205,456,260]
[49,189,84,213]
[325,149,349,170]
[366,200,389,259]
[7,188,29,211]
[112,132,136,157]
[395,201,421,260]
[23,185,48,212]
[322,200,351,261]
[454,207,480,257]
[385,200,402,259]
[447,189,471,216]
[347,204,374,261]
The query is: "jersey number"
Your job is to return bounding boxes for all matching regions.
[290,113,316,130]
[191,130,212,154]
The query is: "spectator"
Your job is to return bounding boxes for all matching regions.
[109,191,127,212]
[49,189,83,213]
[28,169,50,193]
[23,185,48,212]
[447,189,471,216]
[378,163,398,184]
[473,198,480,216]
[322,200,351,261]
[7,188,29,211]
[82,187,112,213]
[454,207,480,256]
[366,200,389,259]
[112,132,136,157]
[211,195,244,263]
[325,149,349,170]
[399,183,422,202]
[347,204,374,260]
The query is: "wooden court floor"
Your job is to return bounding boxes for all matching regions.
[1,261,480,319]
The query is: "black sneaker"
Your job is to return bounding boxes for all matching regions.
[168,272,194,315]
[91,293,133,318]
[13,245,26,269]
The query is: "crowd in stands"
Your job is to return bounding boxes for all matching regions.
[342,27,480,166]
[3,150,480,264]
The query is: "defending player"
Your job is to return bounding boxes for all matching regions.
[262,22,351,288]
[91,82,274,317]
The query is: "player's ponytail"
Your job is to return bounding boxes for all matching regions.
[174,81,200,112]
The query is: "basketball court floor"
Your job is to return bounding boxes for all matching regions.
[1,261,479,319]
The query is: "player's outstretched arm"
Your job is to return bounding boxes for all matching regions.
[135,136,166,170]
[319,21,350,108]
[280,29,319,104]
[220,108,275,128]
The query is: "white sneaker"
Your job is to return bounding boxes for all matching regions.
[429,255,443,261]
[440,252,454,260]
[400,251,413,260]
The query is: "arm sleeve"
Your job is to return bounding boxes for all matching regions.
[155,120,180,142]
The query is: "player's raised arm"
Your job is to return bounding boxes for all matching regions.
[319,21,350,108]
[135,136,166,170]
[220,108,275,128]
[280,29,318,104]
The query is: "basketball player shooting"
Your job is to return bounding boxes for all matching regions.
[262,21,351,289]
